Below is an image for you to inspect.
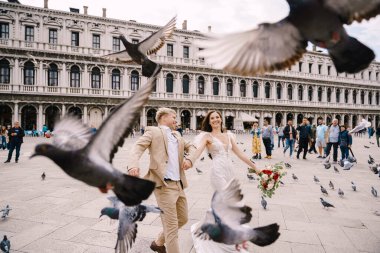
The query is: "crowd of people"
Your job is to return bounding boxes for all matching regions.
[249,117,370,163]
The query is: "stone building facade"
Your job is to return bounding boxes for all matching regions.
[1,1,380,132]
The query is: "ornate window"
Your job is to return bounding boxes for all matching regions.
[49,29,58,44]
[264,82,270,99]
[213,77,219,96]
[24,61,35,85]
[48,63,58,86]
[252,81,258,98]
[288,84,293,100]
[240,80,246,97]
[198,76,205,95]
[276,83,282,99]
[91,67,101,89]
[130,70,139,91]
[166,73,174,93]
[112,37,120,51]
[70,65,80,87]
[227,79,233,96]
[308,86,313,101]
[298,85,303,101]
[111,69,120,90]
[182,75,189,94]
[25,26,34,42]
[0,59,10,84]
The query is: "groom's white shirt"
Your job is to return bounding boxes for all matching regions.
[160,125,180,181]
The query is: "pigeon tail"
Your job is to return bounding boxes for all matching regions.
[250,223,280,247]
[329,36,375,74]
[113,174,155,206]
[142,59,161,77]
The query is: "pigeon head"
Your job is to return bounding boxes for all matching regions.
[31,144,59,159]
[99,207,119,219]
[201,223,222,240]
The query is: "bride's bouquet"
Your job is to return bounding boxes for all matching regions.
[257,162,287,198]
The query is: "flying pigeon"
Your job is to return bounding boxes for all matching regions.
[343,160,354,170]
[208,153,213,160]
[100,196,162,253]
[292,173,298,181]
[41,172,46,180]
[196,168,203,174]
[196,179,280,248]
[30,75,159,206]
[329,181,334,190]
[350,119,372,134]
[351,181,357,191]
[197,0,380,75]
[1,205,11,219]
[320,185,328,195]
[338,188,344,197]
[320,198,335,209]
[284,163,292,169]
[372,187,378,197]
[247,174,255,181]
[103,16,176,77]
[334,166,340,173]
[261,196,267,210]
[313,175,320,183]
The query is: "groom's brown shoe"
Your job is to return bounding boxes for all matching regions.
[150,241,166,253]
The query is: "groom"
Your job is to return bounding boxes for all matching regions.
[129,107,196,253]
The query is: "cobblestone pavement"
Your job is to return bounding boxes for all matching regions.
[0,134,380,253]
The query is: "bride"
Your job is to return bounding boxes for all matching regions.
[190,110,261,252]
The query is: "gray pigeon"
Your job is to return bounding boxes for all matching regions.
[30,76,159,206]
[208,153,213,160]
[313,175,320,183]
[261,196,267,210]
[338,188,344,197]
[369,166,379,174]
[368,155,375,165]
[198,0,380,75]
[371,187,378,197]
[103,16,176,77]
[41,172,46,180]
[196,168,203,174]
[343,160,354,170]
[334,166,340,173]
[324,163,331,170]
[284,163,292,169]
[338,159,345,168]
[292,173,298,181]
[351,181,357,191]
[320,185,328,195]
[347,156,356,163]
[0,205,11,219]
[320,198,335,209]
[197,179,280,248]
[364,145,370,149]
[329,181,334,190]
[0,235,10,253]
[200,157,205,161]
[100,196,162,253]
[247,174,255,181]
[350,119,372,134]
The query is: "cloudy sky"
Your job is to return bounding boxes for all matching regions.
[13,0,380,60]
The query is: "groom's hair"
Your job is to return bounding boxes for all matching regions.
[156,107,176,123]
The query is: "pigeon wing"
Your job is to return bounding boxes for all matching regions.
[85,76,157,163]
[116,207,138,253]
[196,19,307,76]
[102,50,133,63]
[138,16,176,55]
[108,196,125,209]
[323,0,380,24]
[211,179,253,227]
[52,116,93,151]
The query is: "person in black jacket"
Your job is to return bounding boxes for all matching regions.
[376,124,380,148]
[4,121,25,163]
[283,119,297,158]
[296,117,311,159]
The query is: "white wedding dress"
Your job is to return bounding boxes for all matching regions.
[190,132,249,253]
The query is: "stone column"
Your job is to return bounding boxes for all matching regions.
[38,104,43,131]
[14,102,19,123]
[294,112,298,125]
[104,106,108,119]
[234,79,240,97]
[331,88,336,103]
[247,82,253,98]
[322,87,327,102]
[271,82,276,99]
[313,85,318,102]
[83,105,88,124]
[364,91,369,105]
[13,58,20,85]
[303,85,308,101]
[259,111,264,127]
[348,89,353,104]
[140,107,146,127]
[62,104,66,117]
[191,109,196,130]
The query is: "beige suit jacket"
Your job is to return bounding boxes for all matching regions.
[129,126,196,188]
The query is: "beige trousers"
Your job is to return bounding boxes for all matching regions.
[154,181,188,253]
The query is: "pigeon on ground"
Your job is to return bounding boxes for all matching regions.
[247,174,255,181]
[103,16,176,77]
[313,175,320,183]
[279,180,285,185]
[208,153,213,160]
[364,145,370,149]
[350,119,372,134]
[343,160,354,170]
[369,166,379,174]
[0,205,11,219]
[41,172,46,180]
[196,168,203,174]
[338,188,344,197]
[320,185,328,195]
[324,163,331,170]
[197,0,380,75]
[320,198,335,209]
[292,173,298,181]
[334,166,340,173]
[329,181,334,190]
[0,235,10,253]
[200,157,205,161]
[374,211,380,216]
[372,187,378,197]
[243,149,246,152]
[30,76,159,206]
[351,181,357,191]
[368,155,375,165]
[347,156,357,163]
[240,142,244,145]
[100,196,162,253]
[338,159,345,168]
[196,179,280,249]
[261,196,267,210]
[284,163,292,169]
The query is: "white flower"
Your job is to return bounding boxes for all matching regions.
[268,181,275,189]
[262,174,269,181]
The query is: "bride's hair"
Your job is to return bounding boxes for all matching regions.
[201,110,223,132]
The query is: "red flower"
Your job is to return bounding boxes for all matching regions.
[262,170,272,175]
[273,173,279,181]
[262,182,268,189]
